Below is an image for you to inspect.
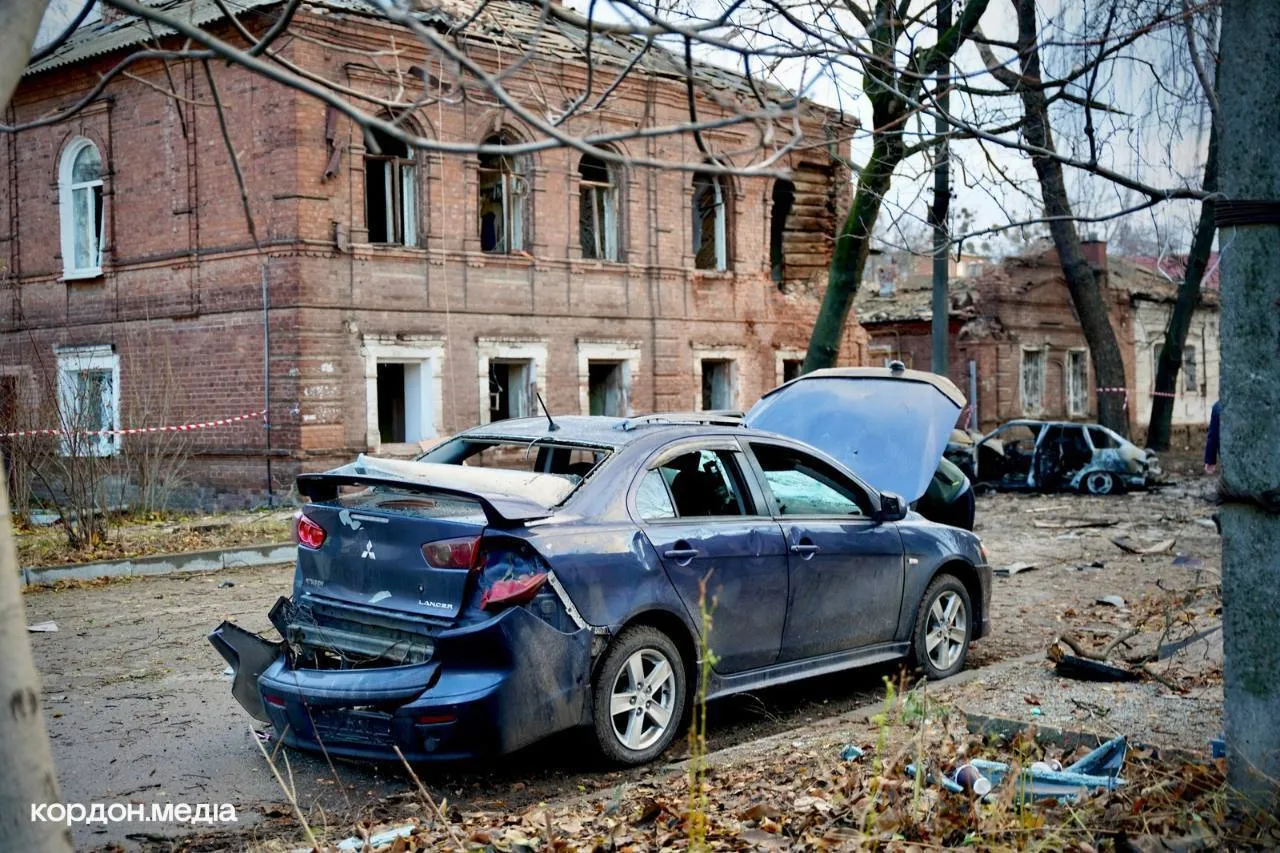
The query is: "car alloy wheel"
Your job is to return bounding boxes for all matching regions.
[609,649,677,751]
[1085,471,1116,495]
[912,574,972,679]
[924,591,967,672]
[592,625,686,764]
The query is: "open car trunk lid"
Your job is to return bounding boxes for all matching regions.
[744,366,965,503]
[295,456,575,622]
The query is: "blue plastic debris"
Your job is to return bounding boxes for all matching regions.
[907,736,1128,803]
[840,744,865,761]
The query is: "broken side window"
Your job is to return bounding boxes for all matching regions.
[655,449,750,517]
[1020,348,1045,414]
[1088,426,1121,450]
[578,154,618,261]
[635,469,676,520]
[750,443,868,517]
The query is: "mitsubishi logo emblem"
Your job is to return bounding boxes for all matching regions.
[361,540,376,560]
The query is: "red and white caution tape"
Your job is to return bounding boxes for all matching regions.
[2,409,267,439]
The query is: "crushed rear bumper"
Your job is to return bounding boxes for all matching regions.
[209,604,592,762]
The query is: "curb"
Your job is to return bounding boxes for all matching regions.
[22,542,295,587]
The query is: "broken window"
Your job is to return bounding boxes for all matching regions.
[56,345,119,456]
[782,359,804,383]
[478,135,528,253]
[700,359,734,410]
[363,127,416,246]
[488,360,533,421]
[769,179,794,283]
[635,469,677,520]
[60,138,105,276]
[1088,426,1121,450]
[692,171,728,271]
[377,363,407,443]
[587,360,627,416]
[578,154,618,261]
[1183,345,1197,392]
[652,449,749,517]
[1066,350,1088,417]
[373,360,434,444]
[751,443,867,517]
[1020,348,1045,414]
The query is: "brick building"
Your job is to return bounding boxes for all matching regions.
[0,0,864,506]
[854,242,1219,436]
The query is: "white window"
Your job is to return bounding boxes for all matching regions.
[478,135,529,254]
[1183,345,1198,392]
[1066,349,1088,417]
[579,155,619,261]
[476,339,547,424]
[56,345,119,456]
[692,171,728,271]
[577,341,640,416]
[363,127,416,246]
[1020,347,1045,415]
[361,336,445,449]
[59,138,105,278]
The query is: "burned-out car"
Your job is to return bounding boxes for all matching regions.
[210,368,991,766]
[947,419,1160,495]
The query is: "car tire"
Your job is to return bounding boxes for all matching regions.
[591,626,686,765]
[911,575,973,680]
[1082,470,1118,496]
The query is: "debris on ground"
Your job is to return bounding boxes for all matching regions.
[27,620,58,632]
[995,561,1037,577]
[907,735,1128,803]
[1111,535,1176,554]
[1096,594,1127,608]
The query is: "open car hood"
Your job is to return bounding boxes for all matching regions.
[744,367,965,503]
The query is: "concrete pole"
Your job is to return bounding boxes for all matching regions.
[1216,0,1280,807]
[929,0,952,378]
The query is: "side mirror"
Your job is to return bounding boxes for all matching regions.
[876,492,908,522]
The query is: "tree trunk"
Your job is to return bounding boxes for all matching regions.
[803,131,903,372]
[0,5,74,850]
[1216,0,1280,807]
[1012,0,1130,436]
[1146,124,1218,451]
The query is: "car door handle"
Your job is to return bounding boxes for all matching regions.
[664,548,699,560]
[790,543,820,556]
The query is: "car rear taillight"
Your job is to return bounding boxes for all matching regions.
[295,513,326,550]
[421,536,482,570]
[481,572,549,610]
[264,693,287,709]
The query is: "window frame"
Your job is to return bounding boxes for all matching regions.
[1020,346,1047,415]
[475,338,547,425]
[578,154,619,261]
[1065,348,1088,417]
[55,344,120,457]
[59,138,106,279]
[691,171,728,271]
[361,335,445,450]
[363,130,417,247]
[478,137,530,254]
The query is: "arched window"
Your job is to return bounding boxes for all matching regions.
[769,179,795,283]
[364,126,416,246]
[578,154,618,261]
[692,171,728,271]
[478,135,529,254]
[59,139,105,277]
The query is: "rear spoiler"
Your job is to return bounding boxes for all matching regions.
[297,456,573,527]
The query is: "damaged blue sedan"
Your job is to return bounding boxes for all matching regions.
[210,367,991,765]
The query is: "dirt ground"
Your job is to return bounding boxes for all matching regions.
[21,472,1223,850]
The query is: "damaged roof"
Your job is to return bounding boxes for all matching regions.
[854,244,1217,326]
[25,0,810,106]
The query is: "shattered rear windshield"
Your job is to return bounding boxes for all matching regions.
[419,438,612,485]
[323,486,485,520]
